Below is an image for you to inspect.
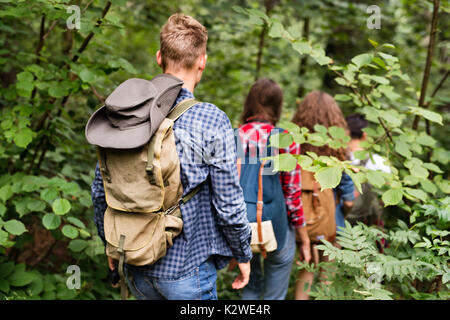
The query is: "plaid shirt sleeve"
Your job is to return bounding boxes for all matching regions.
[206,111,253,263]
[91,163,107,245]
[279,140,306,228]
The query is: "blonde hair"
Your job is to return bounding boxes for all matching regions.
[159,13,208,71]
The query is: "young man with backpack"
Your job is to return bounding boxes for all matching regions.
[87,13,252,300]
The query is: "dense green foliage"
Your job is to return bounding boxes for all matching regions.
[0,0,448,300]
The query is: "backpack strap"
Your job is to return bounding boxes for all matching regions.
[146,98,198,185]
[236,158,267,258]
[167,98,198,121]
[97,147,112,183]
[256,160,267,258]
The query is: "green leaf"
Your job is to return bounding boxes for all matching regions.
[410,164,429,179]
[278,121,300,133]
[351,53,373,68]
[68,239,88,252]
[420,179,437,195]
[0,203,6,217]
[334,94,352,102]
[313,124,327,134]
[404,188,427,202]
[62,225,79,239]
[366,170,385,188]
[14,128,34,148]
[395,140,412,158]
[7,268,34,287]
[42,213,61,230]
[270,132,293,148]
[268,20,285,38]
[0,184,13,202]
[328,126,346,140]
[382,189,403,206]
[0,262,15,278]
[408,107,443,125]
[27,199,46,212]
[315,166,343,190]
[274,153,297,172]
[292,40,311,55]
[40,188,59,204]
[52,198,71,215]
[67,217,86,229]
[78,69,96,83]
[0,278,9,293]
[4,219,27,235]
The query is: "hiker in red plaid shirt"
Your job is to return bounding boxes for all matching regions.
[235,78,311,300]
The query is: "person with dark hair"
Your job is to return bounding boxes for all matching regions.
[235,78,311,300]
[346,113,391,173]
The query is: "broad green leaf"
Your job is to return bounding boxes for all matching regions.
[40,188,59,204]
[404,188,427,202]
[274,153,297,172]
[395,140,412,158]
[8,268,34,287]
[270,132,293,148]
[366,170,385,188]
[42,213,61,230]
[78,69,96,83]
[0,184,13,202]
[62,225,79,239]
[313,124,327,134]
[292,41,311,55]
[334,94,352,102]
[297,155,313,168]
[27,199,46,212]
[14,128,34,148]
[315,166,343,190]
[279,121,300,133]
[408,107,443,125]
[382,189,403,206]
[351,53,373,68]
[52,198,71,215]
[68,239,88,252]
[328,126,346,140]
[268,21,285,38]
[4,219,27,235]
[67,217,86,229]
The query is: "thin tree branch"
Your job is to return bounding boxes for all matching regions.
[297,17,310,98]
[412,0,440,130]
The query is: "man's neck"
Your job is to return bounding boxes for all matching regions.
[164,69,197,93]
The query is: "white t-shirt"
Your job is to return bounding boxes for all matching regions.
[351,152,391,173]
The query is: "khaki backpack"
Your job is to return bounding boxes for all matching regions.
[301,169,336,244]
[98,98,201,299]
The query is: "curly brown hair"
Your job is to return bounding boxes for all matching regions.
[291,90,349,161]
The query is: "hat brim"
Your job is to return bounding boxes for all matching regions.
[85,106,151,149]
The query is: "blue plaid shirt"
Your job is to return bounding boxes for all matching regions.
[91,87,252,279]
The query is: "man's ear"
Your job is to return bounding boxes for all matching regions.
[156,50,163,68]
[199,53,207,71]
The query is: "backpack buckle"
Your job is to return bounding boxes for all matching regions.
[164,202,180,215]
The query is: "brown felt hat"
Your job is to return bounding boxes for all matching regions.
[85,74,183,149]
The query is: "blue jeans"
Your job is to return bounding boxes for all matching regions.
[241,225,296,300]
[125,257,218,300]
